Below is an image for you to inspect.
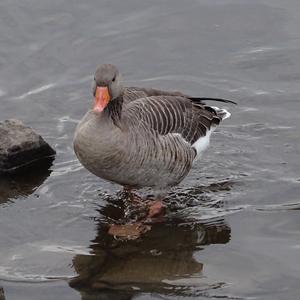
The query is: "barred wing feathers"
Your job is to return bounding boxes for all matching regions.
[124,95,229,158]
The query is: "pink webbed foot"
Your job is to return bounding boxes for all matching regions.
[146,200,166,221]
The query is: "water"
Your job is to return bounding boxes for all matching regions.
[0,0,300,299]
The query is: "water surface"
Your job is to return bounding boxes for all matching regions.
[0,0,300,299]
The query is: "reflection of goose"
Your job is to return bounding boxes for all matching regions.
[69,194,231,299]
[74,64,235,216]
[0,158,53,204]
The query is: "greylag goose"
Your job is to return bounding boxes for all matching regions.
[74,64,235,218]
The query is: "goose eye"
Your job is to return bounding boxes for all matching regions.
[112,76,116,82]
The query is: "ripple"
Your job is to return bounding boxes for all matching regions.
[242,46,280,55]
[254,202,300,212]
[51,159,83,177]
[172,205,249,222]
[232,122,294,140]
[94,180,244,224]
[39,244,90,255]
[233,46,289,69]
[14,83,56,100]
[0,241,88,282]
[56,115,80,134]
[139,74,204,83]
[240,107,259,112]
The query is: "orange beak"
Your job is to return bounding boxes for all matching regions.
[93,86,110,112]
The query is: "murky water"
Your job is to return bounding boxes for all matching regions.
[1,0,300,299]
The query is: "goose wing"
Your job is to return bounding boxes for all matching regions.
[124,95,228,151]
[123,87,185,104]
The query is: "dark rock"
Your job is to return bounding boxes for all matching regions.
[0,119,55,174]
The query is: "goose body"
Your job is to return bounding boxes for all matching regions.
[74,64,233,190]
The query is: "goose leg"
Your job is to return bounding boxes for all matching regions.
[123,186,166,222]
[123,186,148,221]
[123,186,144,204]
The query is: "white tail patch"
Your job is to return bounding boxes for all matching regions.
[192,106,231,160]
[211,106,231,120]
[192,127,215,159]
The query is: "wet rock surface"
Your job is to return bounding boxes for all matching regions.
[0,119,55,174]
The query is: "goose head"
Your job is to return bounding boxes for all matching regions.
[92,64,123,112]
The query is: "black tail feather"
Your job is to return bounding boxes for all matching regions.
[189,97,237,105]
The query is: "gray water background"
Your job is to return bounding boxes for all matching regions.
[0,0,300,299]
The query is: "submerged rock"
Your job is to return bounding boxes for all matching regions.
[0,119,55,174]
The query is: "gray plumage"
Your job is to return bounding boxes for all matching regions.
[74,64,233,190]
